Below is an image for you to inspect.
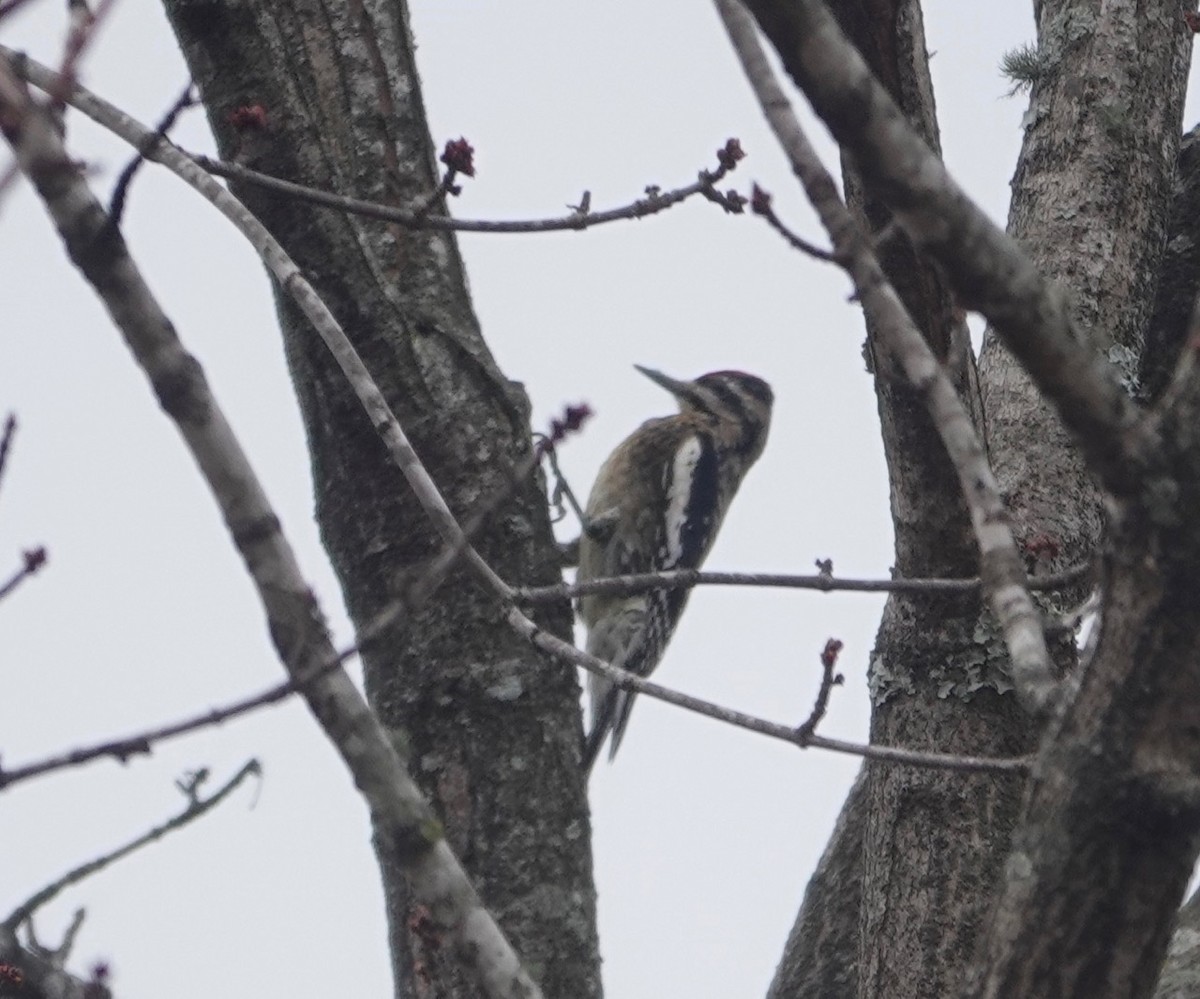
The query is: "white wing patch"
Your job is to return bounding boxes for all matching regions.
[664,435,703,566]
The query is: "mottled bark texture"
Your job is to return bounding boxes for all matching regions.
[1146,127,1200,999]
[750,1,1193,998]
[960,11,1190,992]
[835,6,1032,999]
[979,0,1188,559]
[830,0,980,580]
[961,6,1199,985]
[761,4,1026,997]
[1142,125,1200,404]
[960,5,1185,989]
[965,382,1200,999]
[160,3,599,997]
[1156,889,1200,999]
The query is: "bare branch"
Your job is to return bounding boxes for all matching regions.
[0,546,47,603]
[0,0,40,21]
[0,567,455,791]
[48,0,117,113]
[543,438,591,530]
[0,412,15,499]
[716,0,1059,716]
[750,183,840,262]
[796,639,844,744]
[3,48,517,592]
[5,30,1032,779]
[8,512,1073,793]
[2,466,536,790]
[107,79,196,227]
[4,762,260,931]
[737,0,1148,499]
[517,561,1092,603]
[0,669,302,790]
[190,137,746,235]
[508,607,1028,776]
[0,54,543,999]
[38,906,85,966]
[5,46,1041,802]
[10,45,1016,766]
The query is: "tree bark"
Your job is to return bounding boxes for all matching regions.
[1141,125,1200,404]
[1144,123,1200,999]
[766,769,866,999]
[759,4,1028,996]
[1155,889,1200,999]
[962,6,1196,992]
[748,1,1192,997]
[160,2,600,997]
[964,4,1189,992]
[965,421,1200,999]
[979,0,1189,557]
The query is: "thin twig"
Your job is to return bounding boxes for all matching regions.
[738,0,1147,500]
[543,438,590,528]
[0,409,591,792]
[750,184,841,262]
[0,0,115,203]
[0,547,47,603]
[0,412,16,501]
[0,0,40,20]
[107,79,195,227]
[45,906,85,964]
[17,907,89,966]
[4,49,1035,795]
[410,136,475,214]
[48,0,118,114]
[1,52,544,999]
[716,0,1060,716]
[398,404,591,609]
[1,669,303,790]
[509,608,1029,775]
[4,761,260,931]
[3,46,512,596]
[0,547,457,789]
[516,560,1092,603]
[796,639,844,743]
[193,137,747,235]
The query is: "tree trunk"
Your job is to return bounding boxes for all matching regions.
[160,2,601,996]
[978,0,1188,557]
[1142,125,1200,405]
[767,769,867,998]
[1155,889,1200,999]
[750,1,1192,997]
[963,6,1196,990]
[759,3,1029,996]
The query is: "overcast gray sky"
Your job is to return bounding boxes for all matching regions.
[3,3,1186,998]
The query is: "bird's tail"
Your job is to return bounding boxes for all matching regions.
[581,604,647,775]
[582,688,637,774]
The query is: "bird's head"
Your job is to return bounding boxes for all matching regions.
[635,365,773,459]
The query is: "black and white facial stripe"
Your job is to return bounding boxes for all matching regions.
[691,371,773,457]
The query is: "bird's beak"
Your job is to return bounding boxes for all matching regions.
[634,365,689,397]
[635,365,708,413]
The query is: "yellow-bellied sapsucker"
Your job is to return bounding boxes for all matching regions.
[578,365,774,772]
